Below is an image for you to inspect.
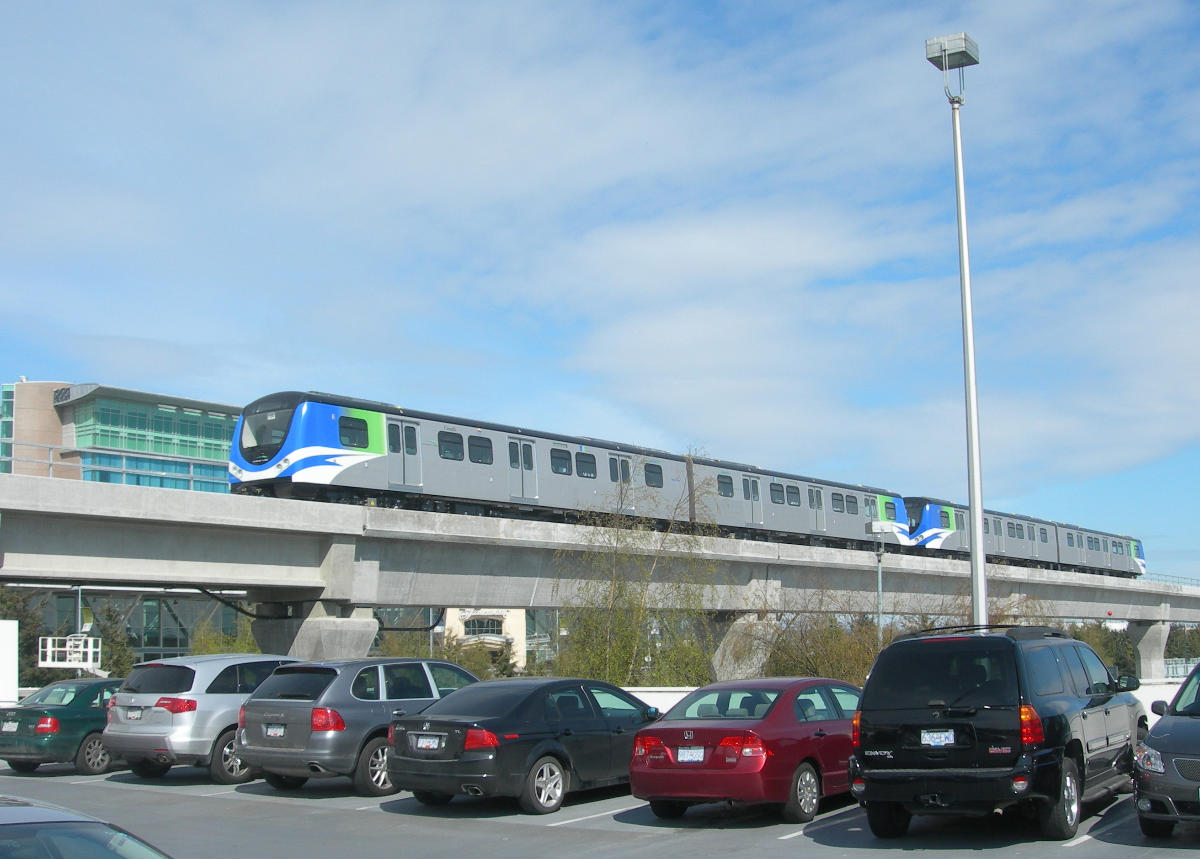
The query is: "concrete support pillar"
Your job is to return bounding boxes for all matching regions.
[251,601,379,661]
[711,614,779,681]
[1128,620,1170,681]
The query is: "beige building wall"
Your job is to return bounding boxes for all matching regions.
[443,608,528,671]
[11,381,76,478]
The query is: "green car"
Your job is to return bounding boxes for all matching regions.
[0,678,123,775]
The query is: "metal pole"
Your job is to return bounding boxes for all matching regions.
[950,99,988,625]
[875,538,884,650]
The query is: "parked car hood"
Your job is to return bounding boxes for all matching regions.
[1146,713,1200,754]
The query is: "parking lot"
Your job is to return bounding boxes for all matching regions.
[1,762,1193,859]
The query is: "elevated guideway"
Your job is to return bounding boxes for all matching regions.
[1,474,1196,673]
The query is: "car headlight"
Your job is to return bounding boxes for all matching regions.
[1135,742,1164,774]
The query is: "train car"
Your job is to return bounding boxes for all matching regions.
[229,391,911,548]
[905,496,1144,578]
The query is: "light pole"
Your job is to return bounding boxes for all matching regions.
[926,33,987,626]
[866,520,889,649]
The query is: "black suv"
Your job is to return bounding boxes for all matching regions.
[848,625,1146,840]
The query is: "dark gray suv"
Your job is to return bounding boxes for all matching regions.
[849,625,1145,840]
[1134,660,1200,837]
[237,658,478,796]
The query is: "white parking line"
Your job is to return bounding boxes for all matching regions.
[200,788,239,797]
[1064,808,1132,847]
[777,807,863,840]
[546,803,645,826]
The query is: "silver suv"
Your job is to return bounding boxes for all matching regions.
[103,653,297,783]
[238,658,477,796]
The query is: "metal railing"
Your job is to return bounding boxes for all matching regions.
[1,441,228,490]
[1164,657,1199,679]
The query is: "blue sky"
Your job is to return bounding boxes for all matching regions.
[3,2,1199,583]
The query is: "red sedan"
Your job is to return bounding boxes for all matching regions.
[630,677,861,822]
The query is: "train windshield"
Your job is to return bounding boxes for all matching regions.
[239,404,296,464]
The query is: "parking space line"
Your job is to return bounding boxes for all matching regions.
[778,807,863,840]
[200,788,239,797]
[546,803,645,826]
[1064,807,1132,847]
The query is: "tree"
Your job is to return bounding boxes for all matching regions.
[374,629,518,679]
[0,586,72,688]
[188,614,260,655]
[553,456,718,687]
[93,602,137,678]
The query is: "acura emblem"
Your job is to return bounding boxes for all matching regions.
[683,730,693,740]
[422,722,430,731]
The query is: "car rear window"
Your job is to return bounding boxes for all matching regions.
[418,683,529,718]
[863,638,1018,709]
[664,688,781,720]
[121,665,196,694]
[251,667,338,701]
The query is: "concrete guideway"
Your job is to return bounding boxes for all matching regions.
[1,474,1198,669]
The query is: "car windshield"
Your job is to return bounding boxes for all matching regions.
[251,668,337,702]
[417,683,529,718]
[0,821,170,859]
[1171,669,1200,716]
[863,638,1018,709]
[664,688,781,720]
[121,666,195,695]
[21,683,87,706]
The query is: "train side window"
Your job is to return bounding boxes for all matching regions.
[770,483,785,504]
[864,496,876,516]
[993,517,1000,535]
[1066,532,1074,548]
[387,424,401,453]
[550,449,572,475]
[609,457,619,482]
[939,510,950,528]
[575,452,596,479]
[522,443,534,471]
[645,463,663,488]
[744,479,752,500]
[831,492,845,513]
[404,425,417,455]
[786,485,801,506]
[438,431,464,461]
[846,495,858,515]
[1040,528,1048,543]
[884,501,896,521]
[468,436,493,465]
[509,442,520,469]
[717,475,734,497]
[620,459,630,483]
[1007,522,1016,538]
[339,417,369,449]
[955,511,965,530]
[1103,538,1108,552]
[1015,524,1024,539]
[983,518,990,534]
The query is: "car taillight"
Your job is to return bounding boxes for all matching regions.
[34,716,59,734]
[1019,704,1044,747]
[311,708,346,731]
[633,735,665,756]
[154,697,198,714]
[717,732,768,758]
[387,724,395,745]
[852,710,861,749]
[238,705,246,729]
[463,728,500,750]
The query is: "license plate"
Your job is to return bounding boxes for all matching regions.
[1,722,17,733]
[415,735,440,751]
[265,724,285,738]
[920,729,955,747]
[677,746,704,763]
[126,708,142,721]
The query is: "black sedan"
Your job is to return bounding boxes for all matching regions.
[387,677,658,813]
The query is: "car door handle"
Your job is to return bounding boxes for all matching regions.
[612,726,626,734]
[558,728,574,737]
[813,729,828,737]
[1081,712,1088,719]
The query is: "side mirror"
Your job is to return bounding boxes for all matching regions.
[1151,700,1167,717]
[1117,675,1140,692]
[645,706,661,722]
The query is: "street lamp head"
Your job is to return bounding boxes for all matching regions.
[925,33,979,71]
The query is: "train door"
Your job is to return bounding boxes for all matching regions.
[741,476,762,526]
[607,455,635,512]
[808,485,826,532]
[386,419,422,488]
[507,437,538,501]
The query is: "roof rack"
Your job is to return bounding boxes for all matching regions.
[896,624,1068,642]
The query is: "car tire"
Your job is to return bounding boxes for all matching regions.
[1039,757,1081,840]
[263,772,308,790]
[74,733,111,775]
[6,760,38,774]
[519,756,566,814]
[129,758,171,778]
[352,737,396,796]
[209,729,255,784]
[412,790,454,806]
[781,762,821,823]
[865,800,911,838]
[648,800,688,819]
[1138,815,1175,838]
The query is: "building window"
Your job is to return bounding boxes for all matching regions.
[645,463,663,488]
[717,475,734,497]
[468,436,493,465]
[769,483,785,504]
[464,617,503,637]
[438,431,464,460]
[339,417,369,449]
[550,449,572,475]
[575,452,596,479]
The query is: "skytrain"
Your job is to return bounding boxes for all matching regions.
[228,391,1145,578]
